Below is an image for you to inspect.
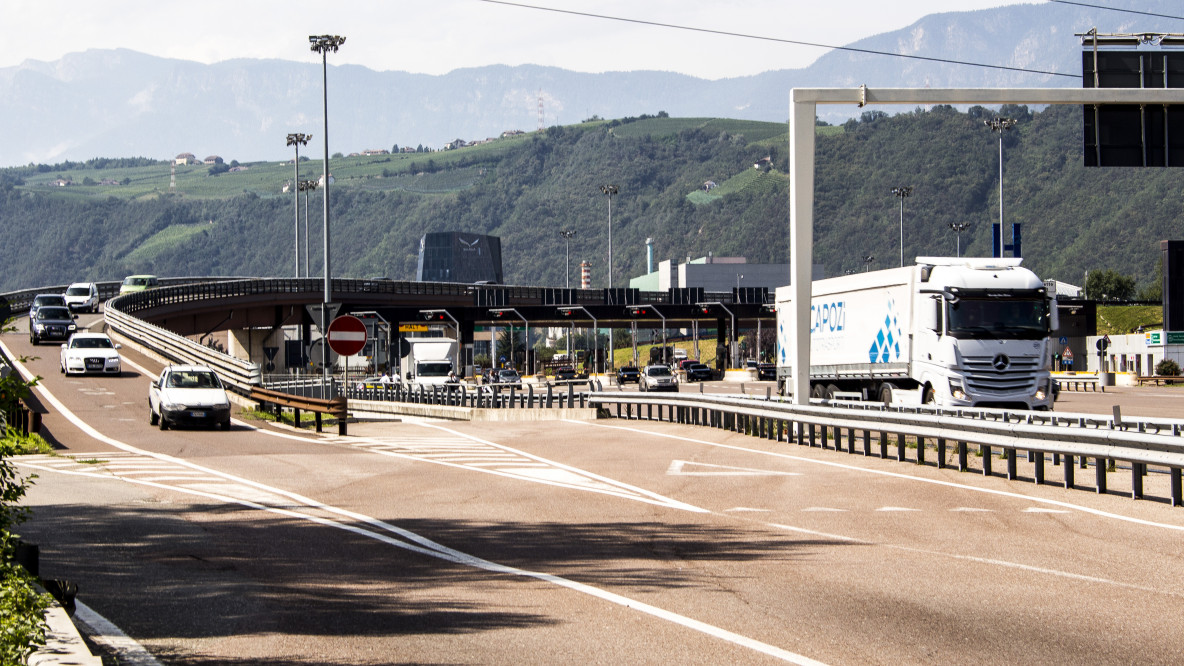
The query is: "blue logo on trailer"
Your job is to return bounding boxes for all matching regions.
[868,297,902,363]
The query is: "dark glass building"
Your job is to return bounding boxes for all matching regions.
[416,232,503,284]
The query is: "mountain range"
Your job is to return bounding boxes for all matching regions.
[3,0,1181,167]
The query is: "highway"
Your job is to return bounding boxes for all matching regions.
[8,314,1184,665]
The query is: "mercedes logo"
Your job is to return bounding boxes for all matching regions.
[992,354,1010,371]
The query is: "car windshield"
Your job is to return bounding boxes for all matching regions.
[167,371,221,389]
[499,370,520,380]
[35,296,65,306]
[37,307,71,320]
[646,366,672,377]
[71,337,113,349]
[66,286,91,296]
[690,364,708,370]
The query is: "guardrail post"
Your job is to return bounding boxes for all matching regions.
[957,442,968,472]
[808,423,817,447]
[982,445,992,476]
[1095,457,1107,494]
[1131,463,1145,499]
[1171,468,1182,506]
[1034,453,1045,485]
[937,438,946,469]
[314,411,323,433]
[1063,454,1075,488]
[896,433,906,461]
[879,431,888,458]
[916,436,925,465]
[862,429,871,456]
[1006,449,1017,480]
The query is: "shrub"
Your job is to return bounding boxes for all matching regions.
[1156,358,1181,376]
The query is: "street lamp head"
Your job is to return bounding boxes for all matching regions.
[560,229,576,240]
[298,179,319,192]
[891,186,913,198]
[286,132,311,147]
[600,184,619,196]
[309,35,346,54]
[984,116,1017,133]
[948,221,970,232]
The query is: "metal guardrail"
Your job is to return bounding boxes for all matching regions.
[588,391,1184,507]
[345,381,597,410]
[104,293,262,395]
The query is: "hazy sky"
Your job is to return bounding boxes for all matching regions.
[3,0,1038,80]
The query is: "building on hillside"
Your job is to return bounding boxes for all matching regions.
[444,138,468,150]
[362,148,389,156]
[174,153,196,165]
[203,155,223,165]
[416,232,503,284]
[317,173,334,186]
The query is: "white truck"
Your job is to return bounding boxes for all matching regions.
[775,257,1057,410]
[401,337,457,385]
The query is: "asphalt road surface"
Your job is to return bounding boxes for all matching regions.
[8,318,1184,665]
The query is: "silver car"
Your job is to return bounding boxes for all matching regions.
[640,364,678,392]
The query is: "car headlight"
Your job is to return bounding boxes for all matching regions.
[162,402,183,412]
[67,324,76,331]
[948,379,968,401]
[33,323,44,332]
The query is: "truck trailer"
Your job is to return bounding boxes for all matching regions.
[775,257,1056,409]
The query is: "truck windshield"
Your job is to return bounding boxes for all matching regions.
[418,362,453,377]
[947,298,1048,340]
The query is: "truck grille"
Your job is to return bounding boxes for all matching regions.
[962,354,1040,395]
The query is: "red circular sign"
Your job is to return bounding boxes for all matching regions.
[326,315,367,356]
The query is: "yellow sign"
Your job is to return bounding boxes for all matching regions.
[399,324,430,332]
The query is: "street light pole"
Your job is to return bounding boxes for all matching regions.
[299,180,318,276]
[560,229,575,289]
[599,185,618,288]
[891,186,912,267]
[985,116,1017,257]
[864,254,874,272]
[286,133,310,278]
[310,34,345,387]
[948,221,970,258]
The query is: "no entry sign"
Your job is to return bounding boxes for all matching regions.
[326,315,367,356]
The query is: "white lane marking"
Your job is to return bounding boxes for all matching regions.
[320,425,707,513]
[7,342,823,665]
[572,420,1184,532]
[1024,507,1072,514]
[73,600,163,666]
[876,507,921,512]
[951,507,994,512]
[667,460,801,477]
[725,507,772,513]
[801,507,848,513]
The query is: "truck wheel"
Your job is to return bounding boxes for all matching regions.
[825,384,841,400]
[922,386,936,405]
[878,384,894,406]
[810,384,825,400]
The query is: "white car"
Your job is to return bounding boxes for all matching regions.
[148,365,232,430]
[63,282,99,313]
[60,332,122,375]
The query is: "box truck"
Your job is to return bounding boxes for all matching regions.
[775,257,1056,409]
[401,337,457,385]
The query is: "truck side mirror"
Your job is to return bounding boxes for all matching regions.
[918,296,940,333]
[1048,299,1060,330]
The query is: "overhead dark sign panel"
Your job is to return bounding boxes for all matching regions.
[1082,33,1184,167]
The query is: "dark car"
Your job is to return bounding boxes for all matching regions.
[30,306,77,345]
[553,366,578,381]
[29,293,67,320]
[685,362,713,382]
[757,363,777,381]
[615,366,640,384]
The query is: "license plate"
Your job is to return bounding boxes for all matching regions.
[190,411,206,418]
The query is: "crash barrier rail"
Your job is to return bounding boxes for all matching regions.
[587,392,1184,507]
[0,276,238,318]
[105,293,262,395]
[1134,375,1184,386]
[1057,373,1103,392]
[248,386,348,435]
[346,380,601,410]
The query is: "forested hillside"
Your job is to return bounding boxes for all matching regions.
[1,107,1180,293]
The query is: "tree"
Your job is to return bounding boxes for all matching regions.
[1086,269,1136,301]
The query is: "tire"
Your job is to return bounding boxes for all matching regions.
[149,408,159,426]
[825,384,841,400]
[220,420,231,431]
[922,386,936,406]
[29,337,37,346]
[810,384,826,400]
[158,414,169,430]
[878,383,894,406]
